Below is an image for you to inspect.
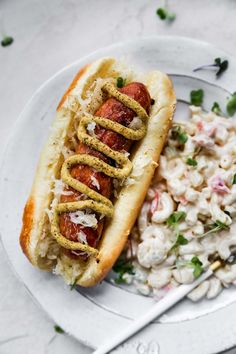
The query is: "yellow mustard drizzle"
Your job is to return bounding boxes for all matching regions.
[51,81,149,256]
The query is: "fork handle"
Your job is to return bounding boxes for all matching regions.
[93,267,214,354]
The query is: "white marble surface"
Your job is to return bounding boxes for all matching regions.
[1,1,236,353]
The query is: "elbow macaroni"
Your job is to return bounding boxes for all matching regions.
[152,192,174,223]
[123,107,236,301]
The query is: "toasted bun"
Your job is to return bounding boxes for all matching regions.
[20,57,176,286]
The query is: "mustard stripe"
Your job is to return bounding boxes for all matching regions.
[102,82,149,121]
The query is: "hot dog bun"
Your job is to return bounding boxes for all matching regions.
[20,57,176,287]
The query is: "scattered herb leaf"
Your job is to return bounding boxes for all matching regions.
[190,89,204,106]
[201,220,229,237]
[171,234,188,251]
[116,77,126,88]
[233,174,236,184]
[171,125,188,145]
[114,275,127,284]
[156,8,167,19]
[214,220,229,229]
[166,211,186,228]
[175,257,204,278]
[193,57,228,77]
[214,58,229,77]
[226,92,236,117]
[211,102,222,115]
[191,256,202,266]
[156,7,176,21]
[54,325,65,334]
[113,255,134,284]
[1,36,14,47]
[167,212,187,254]
[191,256,204,278]
[70,278,78,291]
[186,157,197,167]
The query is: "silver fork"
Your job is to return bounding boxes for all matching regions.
[93,248,236,354]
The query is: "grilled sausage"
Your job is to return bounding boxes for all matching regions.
[59,82,151,253]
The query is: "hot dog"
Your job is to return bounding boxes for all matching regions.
[60,82,151,254]
[20,57,176,287]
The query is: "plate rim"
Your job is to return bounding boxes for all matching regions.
[1,35,236,353]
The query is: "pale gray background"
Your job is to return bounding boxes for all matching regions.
[1,0,236,353]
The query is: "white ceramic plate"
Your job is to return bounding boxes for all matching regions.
[1,37,236,354]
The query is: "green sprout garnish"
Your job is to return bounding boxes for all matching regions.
[171,125,188,145]
[54,325,65,334]
[193,57,228,77]
[190,256,204,278]
[1,35,14,47]
[70,278,78,291]
[190,89,204,106]
[167,212,188,252]
[171,234,188,251]
[156,8,176,21]
[211,102,222,115]
[113,255,134,284]
[227,92,236,117]
[201,220,229,237]
[166,211,186,227]
[214,58,229,77]
[116,77,126,88]
[186,157,197,167]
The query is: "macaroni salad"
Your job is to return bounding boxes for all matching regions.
[116,106,236,302]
